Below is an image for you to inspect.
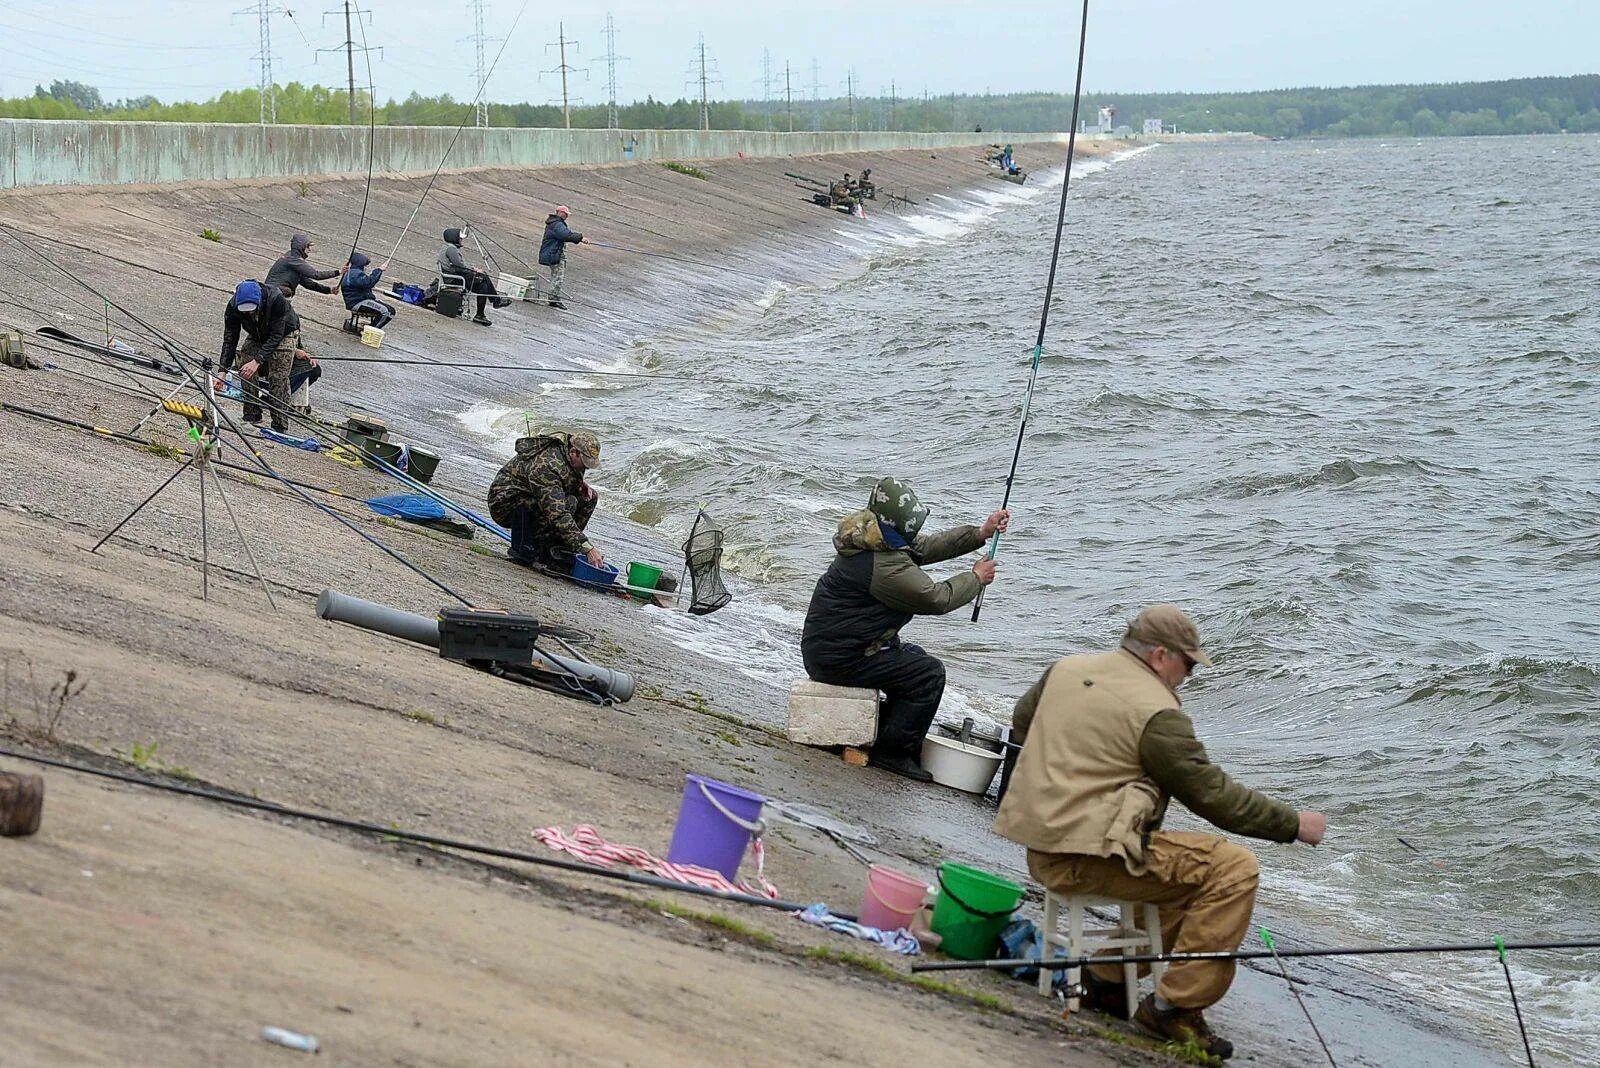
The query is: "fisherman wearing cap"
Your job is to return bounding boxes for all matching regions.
[487,429,605,572]
[538,206,584,311]
[219,279,303,432]
[800,477,1009,781]
[994,605,1328,1061]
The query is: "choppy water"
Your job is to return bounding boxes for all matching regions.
[461,136,1600,1059]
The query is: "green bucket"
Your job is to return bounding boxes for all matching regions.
[626,561,664,603]
[929,862,1025,960]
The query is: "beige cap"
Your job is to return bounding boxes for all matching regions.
[568,429,601,467]
[1125,604,1213,667]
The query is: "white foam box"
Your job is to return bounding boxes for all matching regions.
[786,679,879,748]
[496,271,530,301]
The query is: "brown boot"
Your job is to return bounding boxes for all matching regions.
[1134,994,1234,1061]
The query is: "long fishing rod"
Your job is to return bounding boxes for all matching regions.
[0,221,475,607]
[346,2,378,262]
[971,0,1092,624]
[582,240,739,274]
[910,937,1600,974]
[311,353,721,383]
[0,746,829,917]
[386,0,531,265]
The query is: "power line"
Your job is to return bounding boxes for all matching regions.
[318,0,380,125]
[684,34,722,132]
[543,22,585,129]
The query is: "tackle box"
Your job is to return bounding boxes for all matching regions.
[437,607,542,665]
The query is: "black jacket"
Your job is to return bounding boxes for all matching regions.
[219,284,296,369]
[266,234,340,297]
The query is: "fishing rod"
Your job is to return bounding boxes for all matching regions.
[345,2,378,262]
[581,240,737,274]
[971,0,1091,624]
[0,221,476,607]
[0,746,831,918]
[311,353,721,383]
[910,937,1600,974]
[386,0,531,265]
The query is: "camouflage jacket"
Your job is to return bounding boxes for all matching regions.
[486,433,592,550]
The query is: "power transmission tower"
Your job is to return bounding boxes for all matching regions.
[544,22,585,129]
[683,35,722,132]
[759,48,773,132]
[240,1,284,124]
[808,58,820,130]
[467,0,497,127]
[784,61,793,133]
[319,1,380,125]
[601,13,627,129]
[889,80,897,131]
[844,69,856,132]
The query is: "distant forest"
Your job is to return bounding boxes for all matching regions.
[5,74,1598,138]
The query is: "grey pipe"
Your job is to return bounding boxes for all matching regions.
[316,589,634,702]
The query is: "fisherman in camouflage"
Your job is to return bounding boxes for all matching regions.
[487,429,606,571]
[801,477,1008,781]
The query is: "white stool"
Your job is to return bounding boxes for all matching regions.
[1039,892,1166,1018]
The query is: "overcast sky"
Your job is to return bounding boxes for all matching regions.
[2,0,1596,106]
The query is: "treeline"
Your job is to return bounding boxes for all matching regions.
[6,74,1600,138]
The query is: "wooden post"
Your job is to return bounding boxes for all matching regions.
[0,771,44,837]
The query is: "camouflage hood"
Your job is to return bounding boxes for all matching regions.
[832,509,892,556]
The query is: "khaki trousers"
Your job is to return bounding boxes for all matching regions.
[1028,831,1260,1010]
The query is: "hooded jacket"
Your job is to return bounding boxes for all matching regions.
[219,282,295,370]
[438,228,472,278]
[539,215,583,267]
[266,233,340,297]
[800,510,983,669]
[485,433,594,552]
[341,252,385,308]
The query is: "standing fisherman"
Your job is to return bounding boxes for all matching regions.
[487,429,606,572]
[266,233,343,300]
[994,605,1327,1060]
[800,477,1008,781]
[539,206,584,310]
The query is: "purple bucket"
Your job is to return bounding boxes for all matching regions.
[665,774,766,881]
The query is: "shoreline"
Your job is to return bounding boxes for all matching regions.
[0,142,1503,1065]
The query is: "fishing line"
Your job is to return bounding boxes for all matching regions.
[311,353,722,383]
[0,221,474,607]
[910,938,1600,973]
[385,0,531,265]
[971,0,1091,624]
[1260,926,1337,1066]
[1496,936,1537,1067]
[582,240,739,274]
[0,746,832,917]
[345,2,378,262]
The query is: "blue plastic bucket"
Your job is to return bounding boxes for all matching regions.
[570,553,620,588]
[665,774,766,881]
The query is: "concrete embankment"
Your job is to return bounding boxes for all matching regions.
[0,139,1488,1067]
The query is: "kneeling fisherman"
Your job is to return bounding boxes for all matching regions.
[801,477,1007,781]
[487,429,605,572]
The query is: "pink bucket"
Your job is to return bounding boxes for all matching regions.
[858,864,930,933]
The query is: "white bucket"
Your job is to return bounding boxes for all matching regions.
[920,734,1003,794]
[497,271,529,301]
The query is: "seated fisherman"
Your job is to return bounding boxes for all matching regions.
[829,176,858,211]
[800,477,1007,781]
[266,233,343,300]
[994,605,1327,1061]
[341,252,395,329]
[219,280,300,432]
[437,227,511,326]
[487,429,605,572]
[858,168,876,198]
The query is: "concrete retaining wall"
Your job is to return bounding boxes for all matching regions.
[0,119,1072,190]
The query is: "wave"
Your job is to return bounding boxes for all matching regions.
[1209,456,1450,498]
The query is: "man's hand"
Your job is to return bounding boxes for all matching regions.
[585,546,605,569]
[973,558,997,585]
[1297,811,1326,846]
[379,262,388,271]
[580,482,596,502]
[239,359,259,380]
[980,508,1011,539]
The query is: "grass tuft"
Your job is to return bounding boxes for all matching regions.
[661,161,708,180]
[199,228,222,242]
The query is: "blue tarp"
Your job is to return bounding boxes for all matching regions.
[365,493,448,521]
